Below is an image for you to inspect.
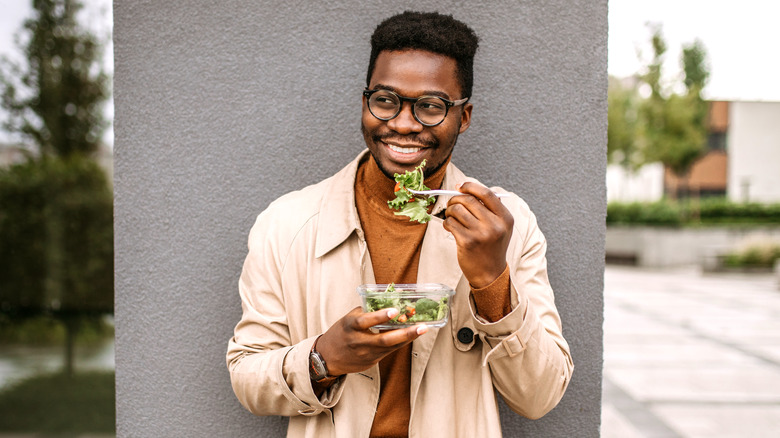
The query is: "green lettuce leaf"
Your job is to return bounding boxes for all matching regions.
[388,160,436,223]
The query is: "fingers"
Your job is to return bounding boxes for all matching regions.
[445,183,513,231]
[319,307,430,376]
[378,324,429,346]
[441,183,514,288]
[353,308,428,345]
[453,182,506,215]
[352,306,399,331]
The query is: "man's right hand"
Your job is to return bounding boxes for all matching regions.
[315,306,429,377]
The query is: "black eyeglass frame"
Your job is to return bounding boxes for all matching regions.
[362,88,470,127]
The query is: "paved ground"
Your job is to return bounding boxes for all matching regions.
[601,265,780,438]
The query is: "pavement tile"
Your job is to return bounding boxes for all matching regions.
[605,340,760,368]
[744,345,780,364]
[601,404,647,438]
[608,365,780,403]
[602,265,780,438]
[652,404,780,438]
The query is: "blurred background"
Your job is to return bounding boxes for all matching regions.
[0,0,114,436]
[0,0,778,437]
[604,1,780,437]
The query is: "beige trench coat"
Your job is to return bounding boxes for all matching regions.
[227,151,573,437]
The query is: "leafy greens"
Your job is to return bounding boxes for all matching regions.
[365,283,450,324]
[387,160,436,223]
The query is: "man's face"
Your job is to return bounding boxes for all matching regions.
[362,49,472,179]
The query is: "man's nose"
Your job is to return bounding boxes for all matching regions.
[387,102,423,134]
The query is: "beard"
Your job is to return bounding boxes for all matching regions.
[360,122,458,180]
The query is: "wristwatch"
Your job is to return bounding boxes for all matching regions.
[309,349,330,382]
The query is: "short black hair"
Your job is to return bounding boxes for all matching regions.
[367,11,479,98]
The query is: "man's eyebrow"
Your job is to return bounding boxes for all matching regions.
[372,83,452,100]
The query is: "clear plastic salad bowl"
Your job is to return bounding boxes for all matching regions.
[357,283,455,330]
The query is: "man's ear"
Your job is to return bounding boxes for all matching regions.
[458,103,473,134]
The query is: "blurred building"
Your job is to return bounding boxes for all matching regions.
[663,100,729,199]
[610,100,780,203]
[607,162,664,203]
[727,101,780,202]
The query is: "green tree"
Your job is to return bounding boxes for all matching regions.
[681,39,710,142]
[0,0,109,157]
[0,0,112,377]
[0,157,113,376]
[607,75,641,169]
[682,39,709,94]
[637,25,710,198]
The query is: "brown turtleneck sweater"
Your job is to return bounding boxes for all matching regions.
[354,155,512,438]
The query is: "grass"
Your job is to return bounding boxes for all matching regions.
[0,371,115,434]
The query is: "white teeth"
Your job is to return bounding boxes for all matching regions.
[388,144,421,154]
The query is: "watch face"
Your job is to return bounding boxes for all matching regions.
[309,351,328,381]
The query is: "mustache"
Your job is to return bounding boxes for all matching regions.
[373,133,438,148]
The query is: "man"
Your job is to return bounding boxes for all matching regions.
[227,11,573,437]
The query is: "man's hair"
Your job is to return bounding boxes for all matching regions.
[366,11,479,98]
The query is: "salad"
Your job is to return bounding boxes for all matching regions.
[387,160,436,223]
[364,283,450,325]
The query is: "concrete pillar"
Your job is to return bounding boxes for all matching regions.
[114,1,606,436]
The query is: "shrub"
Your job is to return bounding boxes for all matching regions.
[607,198,780,226]
[697,198,780,224]
[606,200,682,226]
[723,241,780,268]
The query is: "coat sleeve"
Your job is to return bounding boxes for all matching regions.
[471,197,574,420]
[226,210,346,417]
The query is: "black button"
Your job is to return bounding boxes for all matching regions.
[457,327,474,344]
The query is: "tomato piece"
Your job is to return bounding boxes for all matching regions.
[397,314,408,323]
[394,182,402,193]
[406,306,416,316]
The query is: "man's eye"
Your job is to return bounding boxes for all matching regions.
[417,101,445,111]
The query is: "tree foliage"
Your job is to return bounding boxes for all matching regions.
[636,25,708,180]
[0,156,114,375]
[0,0,112,376]
[638,26,710,180]
[608,24,711,197]
[682,39,709,93]
[0,0,109,157]
[607,76,640,169]
[0,156,113,317]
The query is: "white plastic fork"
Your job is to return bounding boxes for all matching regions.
[407,189,511,198]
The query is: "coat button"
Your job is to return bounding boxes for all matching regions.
[457,327,474,344]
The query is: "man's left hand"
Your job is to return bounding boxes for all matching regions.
[443,182,514,288]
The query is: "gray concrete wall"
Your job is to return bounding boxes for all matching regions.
[114,1,606,436]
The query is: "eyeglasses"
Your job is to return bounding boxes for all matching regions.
[363,89,470,127]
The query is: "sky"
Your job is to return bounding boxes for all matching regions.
[609,0,780,101]
[0,0,113,145]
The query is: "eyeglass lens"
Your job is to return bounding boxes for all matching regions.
[368,90,448,126]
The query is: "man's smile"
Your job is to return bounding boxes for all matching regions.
[387,143,422,154]
[380,140,430,164]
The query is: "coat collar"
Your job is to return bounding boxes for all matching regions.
[314,151,367,259]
